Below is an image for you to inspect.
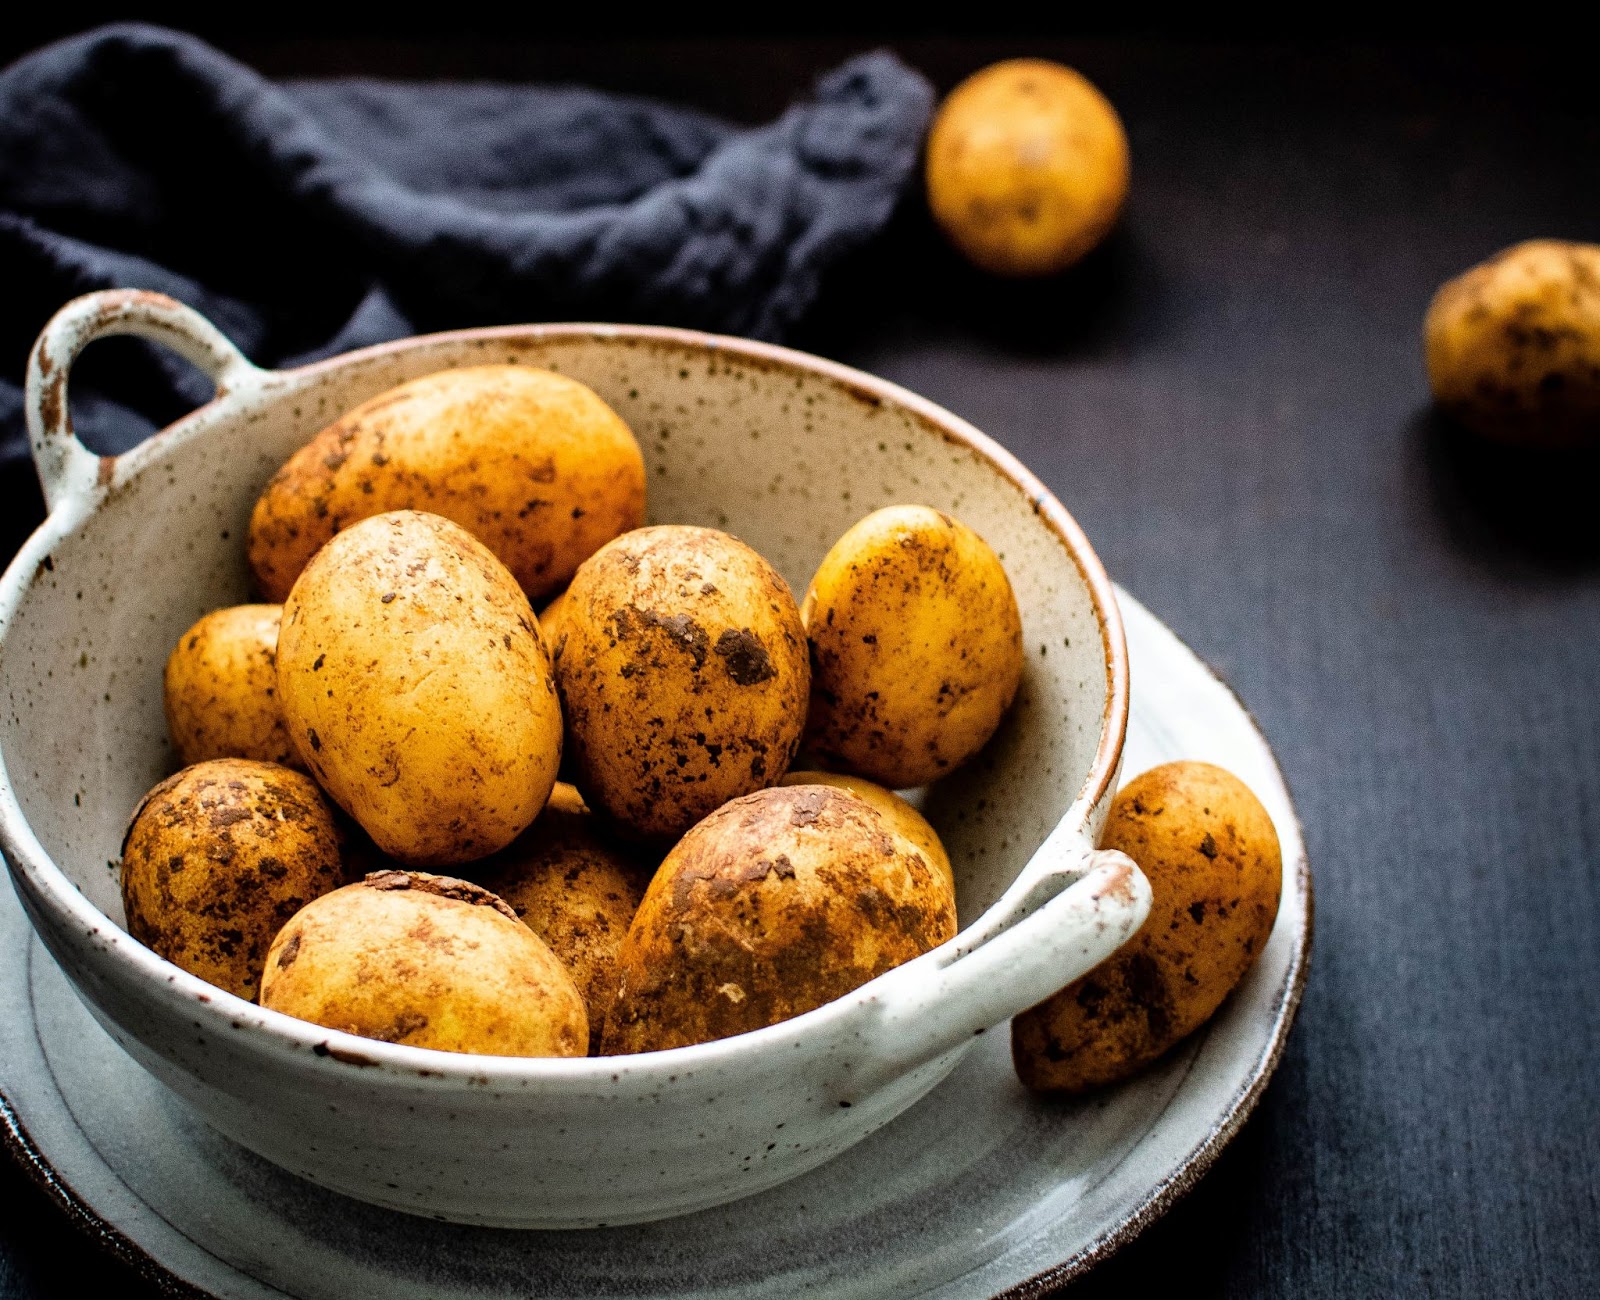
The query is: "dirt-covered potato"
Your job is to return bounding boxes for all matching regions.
[802,506,1023,789]
[475,783,654,1053]
[603,784,956,1054]
[277,510,562,866]
[1012,762,1282,1093]
[779,769,954,902]
[926,59,1129,277]
[260,870,587,1057]
[554,525,809,842]
[248,365,646,603]
[163,604,300,769]
[1424,240,1600,446]
[121,759,345,1000]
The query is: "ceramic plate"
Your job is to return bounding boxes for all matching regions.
[0,588,1310,1299]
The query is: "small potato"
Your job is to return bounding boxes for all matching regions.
[277,510,562,866]
[543,781,590,816]
[539,593,579,784]
[779,770,954,903]
[248,365,646,603]
[260,870,587,1057]
[802,506,1023,789]
[1012,762,1282,1094]
[555,525,809,842]
[604,784,956,1054]
[538,588,571,655]
[121,759,345,1000]
[926,59,1129,277]
[475,783,654,1053]
[164,605,300,769]
[1425,240,1600,447]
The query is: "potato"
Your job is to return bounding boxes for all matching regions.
[260,870,587,1057]
[801,506,1023,789]
[121,759,345,1000]
[1012,762,1282,1093]
[276,510,562,866]
[248,365,646,603]
[603,784,956,1054]
[554,525,809,842]
[926,59,1129,277]
[779,769,954,903]
[538,588,571,656]
[475,783,654,1053]
[542,780,590,816]
[1424,240,1600,446]
[164,604,300,770]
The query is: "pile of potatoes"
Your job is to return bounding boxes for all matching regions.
[123,361,1283,1090]
[124,364,1021,1061]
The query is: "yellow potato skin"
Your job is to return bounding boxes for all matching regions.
[1424,240,1600,447]
[926,59,1129,277]
[260,870,588,1058]
[277,510,562,866]
[554,525,809,843]
[779,770,955,904]
[603,785,956,1054]
[163,605,301,770]
[538,588,571,656]
[1012,762,1282,1094]
[802,506,1023,789]
[475,783,654,1054]
[121,759,346,1000]
[248,365,646,602]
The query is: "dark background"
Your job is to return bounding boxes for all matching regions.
[3,23,1599,1300]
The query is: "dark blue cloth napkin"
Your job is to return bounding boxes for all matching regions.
[0,24,932,471]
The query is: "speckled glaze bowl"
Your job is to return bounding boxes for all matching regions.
[0,290,1149,1229]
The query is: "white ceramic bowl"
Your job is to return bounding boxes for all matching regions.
[0,291,1149,1229]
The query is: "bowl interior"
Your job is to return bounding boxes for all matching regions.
[2,328,1112,937]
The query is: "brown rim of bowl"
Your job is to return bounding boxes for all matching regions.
[0,611,1309,1298]
[284,321,1132,826]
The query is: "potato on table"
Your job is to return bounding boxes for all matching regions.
[603,784,956,1054]
[248,364,646,602]
[121,759,346,1000]
[926,58,1130,277]
[1012,761,1282,1094]
[475,783,654,1053]
[260,870,587,1058]
[276,510,562,866]
[802,505,1023,789]
[164,604,300,769]
[554,524,810,843]
[1425,239,1600,447]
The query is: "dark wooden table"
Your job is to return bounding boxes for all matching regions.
[3,34,1598,1300]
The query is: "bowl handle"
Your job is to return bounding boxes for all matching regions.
[852,839,1151,1094]
[25,290,264,512]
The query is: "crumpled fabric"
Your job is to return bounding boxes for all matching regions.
[0,23,932,473]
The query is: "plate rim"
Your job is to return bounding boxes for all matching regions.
[0,590,1313,1300]
[0,1088,211,1299]
[991,644,1314,1297]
